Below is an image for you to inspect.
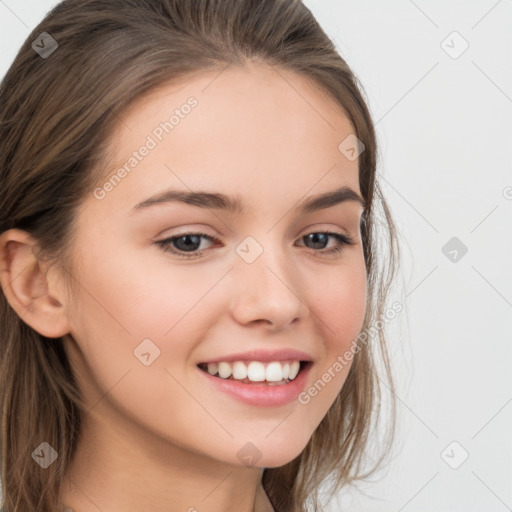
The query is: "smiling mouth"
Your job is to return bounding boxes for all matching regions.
[197,360,312,386]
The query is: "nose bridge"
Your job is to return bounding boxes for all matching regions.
[230,233,308,327]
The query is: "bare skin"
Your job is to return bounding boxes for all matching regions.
[0,62,367,512]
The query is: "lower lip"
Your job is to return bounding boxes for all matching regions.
[198,363,312,407]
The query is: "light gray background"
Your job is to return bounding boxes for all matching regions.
[1,1,511,511]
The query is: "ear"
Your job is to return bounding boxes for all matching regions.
[0,228,71,338]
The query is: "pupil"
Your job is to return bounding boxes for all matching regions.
[176,235,201,252]
[307,233,327,249]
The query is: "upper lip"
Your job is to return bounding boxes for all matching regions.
[198,349,314,364]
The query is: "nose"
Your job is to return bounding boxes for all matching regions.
[229,243,309,330]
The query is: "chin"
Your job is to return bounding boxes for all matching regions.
[237,434,312,469]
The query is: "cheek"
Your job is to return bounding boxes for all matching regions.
[64,249,224,449]
[308,257,367,350]
[71,240,221,341]
[296,258,366,421]
[65,245,229,429]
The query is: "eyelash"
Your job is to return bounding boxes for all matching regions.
[155,230,356,259]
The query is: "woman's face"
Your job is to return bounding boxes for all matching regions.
[60,62,367,468]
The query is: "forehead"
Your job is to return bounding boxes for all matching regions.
[94,62,361,216]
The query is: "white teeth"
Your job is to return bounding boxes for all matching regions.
[207,362,218,376]
[202,360,304,383]
[265,362,283,382]
[232,361,248,379]
[288,361,300,380]
[218,362,232,379]
[247,361,266,382]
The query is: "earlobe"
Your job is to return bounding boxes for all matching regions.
[0,228,71,338]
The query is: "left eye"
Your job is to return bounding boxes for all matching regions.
[155,231,356,259]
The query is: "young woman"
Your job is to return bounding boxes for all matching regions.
[0,1,400,511]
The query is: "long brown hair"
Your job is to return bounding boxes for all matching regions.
[0,1,401,510]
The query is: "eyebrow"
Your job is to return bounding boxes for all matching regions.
[130,185,366,216]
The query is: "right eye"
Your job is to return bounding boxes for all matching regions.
[155,232,222,259]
